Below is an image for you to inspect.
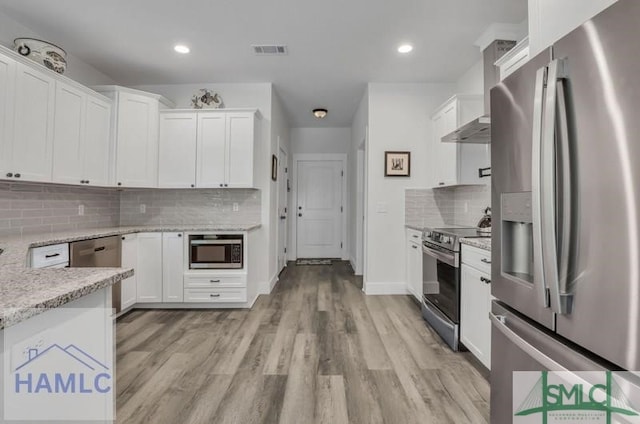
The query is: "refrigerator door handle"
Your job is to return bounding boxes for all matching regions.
[544,58,572,315]
[531,65,551,308]
[555,75,574,314]
[490,312,568,372]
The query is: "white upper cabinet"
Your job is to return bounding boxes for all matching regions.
[158,112,197,188]
[0,54,16,180]
[52,82,113,186]
[430,95,489,188]
[11,63,56,183]
[82,96,112,186]
[528,0,618,57]
[196,113,227,188]
[159,109,260,189]
[94,86,173,188]
[52,82,86,184]
[226,112,256,188]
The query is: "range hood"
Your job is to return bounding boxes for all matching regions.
[442,39,516,144]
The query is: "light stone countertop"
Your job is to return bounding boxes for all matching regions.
[405,224,424,232]
[460,237,492,251]
[0,224,261,329]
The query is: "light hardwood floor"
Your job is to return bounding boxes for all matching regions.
[116,261,489,424]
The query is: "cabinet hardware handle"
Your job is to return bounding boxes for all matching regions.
[439,182,444,186]
[210,279,221,283]
[6,172,13,177]
[210,294,221,297]
[45,253,60,258]
[191,184,195,188]
[481,258,491,264]
[481,277,491,284]
[298,213,302,217]
[224,184,228,187]
[412,235,419,238]
[14,173,20,178]
[94,246,106,252]
[80,180,85,184]
[178,234,182,237]
[118,182,122,186]
[86,180,90,184]
[412,245,418,249]
[219,184,223,187]
[122,237,125,240]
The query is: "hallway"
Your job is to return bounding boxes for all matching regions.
[116,261,489,423]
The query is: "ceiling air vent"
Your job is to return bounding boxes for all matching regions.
[252,45,288,55]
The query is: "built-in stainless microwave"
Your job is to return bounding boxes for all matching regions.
[188,234,243,269]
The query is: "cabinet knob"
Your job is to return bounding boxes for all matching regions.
[122,237,125,240]
[219,184,223,187]
[117,182,122,186]
[6,172,12,178]
[190,184,195,188]
[14,173,20,178]
[178,234,182,237]
[85,180,90,184]
[412,245,418,249]
[439,182,444,186]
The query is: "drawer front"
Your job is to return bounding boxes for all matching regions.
[184,288,247,303]
[184,275,246,288]
[406,228,422,242]
[31,243,69,268]
[461,244,491,274]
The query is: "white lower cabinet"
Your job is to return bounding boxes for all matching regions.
[460,244,492,369]
[162,232,184,302]
[406,229,423,302]
[136,232,163,303]
[120,233,138,310]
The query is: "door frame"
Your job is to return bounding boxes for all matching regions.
[276,143,288,273]
[291,153,348,260]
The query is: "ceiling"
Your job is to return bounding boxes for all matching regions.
[0,0,527,127]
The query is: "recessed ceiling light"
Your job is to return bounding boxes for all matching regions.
[398,44,413,54]
[313,108,328,119]
[174,44,190,54]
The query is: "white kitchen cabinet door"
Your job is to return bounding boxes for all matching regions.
[162,232,184,302]
[120,233,138,311]
[158,113,197,188]
[115,92,159,188]
[12,63,55,182]
[406,237,423,302]
[52,82,86,185]
[460,263,492,369]
[0,54,16,179]
[196,113,226,188]
[136,232,162,303]
[83,95,112,186]
[226,112,254,188]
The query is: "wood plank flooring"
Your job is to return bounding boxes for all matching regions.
[116,261,489,424]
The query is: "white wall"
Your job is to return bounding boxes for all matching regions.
[529,0,618,56]
[290,127,351,154]
[349,90,368,274]
[456,59,484,94]
[365,83,454,294]
[0,10,115,86]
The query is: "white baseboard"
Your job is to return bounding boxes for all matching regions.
[364,281,409,295]
[258,273,279,295]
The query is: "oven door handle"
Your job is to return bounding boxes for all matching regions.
[422,245,456,267]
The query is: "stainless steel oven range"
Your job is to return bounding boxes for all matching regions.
[189,234,243,269]
[421,227,487,350]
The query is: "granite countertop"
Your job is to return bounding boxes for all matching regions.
[0,224,261,329]
[460,237,492,251]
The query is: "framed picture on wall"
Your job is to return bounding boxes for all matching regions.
[384,151,410,177]
[271,155,278,181]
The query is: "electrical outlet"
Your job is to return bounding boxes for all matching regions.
[233,202,239,212]
[78,204,85,216]
[11,331,51,369]
[140,204,146,214]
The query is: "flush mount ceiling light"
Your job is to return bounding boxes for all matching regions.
[174,44,190,54]
[397,44,413,54]
[313,108,328,119]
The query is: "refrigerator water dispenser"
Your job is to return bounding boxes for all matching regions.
[501,192,534,284]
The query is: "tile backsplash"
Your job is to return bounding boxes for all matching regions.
[405,185,491,229]
[119,189,261,226]
[0,182,120,237]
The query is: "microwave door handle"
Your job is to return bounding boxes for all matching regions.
[531,65,550,309]
[553,63,574,314]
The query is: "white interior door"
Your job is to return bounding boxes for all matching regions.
[296,160,343,258]
[277,147,288,271]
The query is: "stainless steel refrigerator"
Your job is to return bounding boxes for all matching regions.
[490,0,640,422]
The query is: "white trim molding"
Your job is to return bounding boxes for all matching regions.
[364,281,409,296]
